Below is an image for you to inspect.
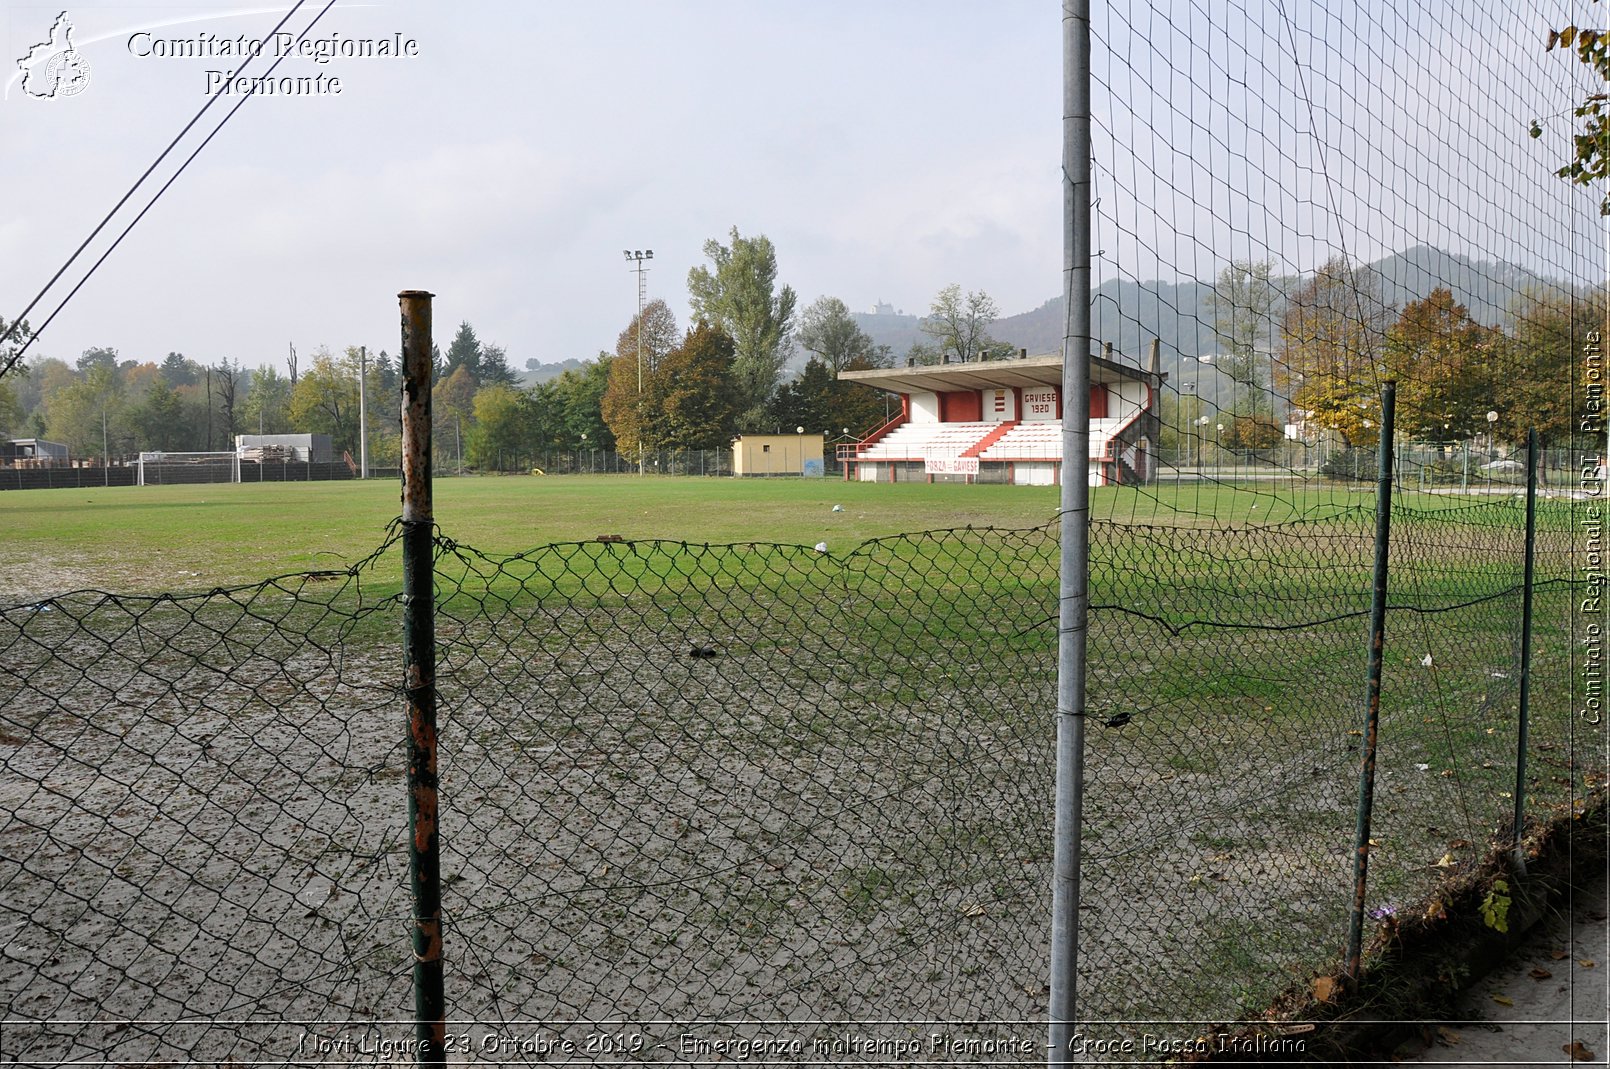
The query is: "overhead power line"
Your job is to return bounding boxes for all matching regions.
[0,0,336,377]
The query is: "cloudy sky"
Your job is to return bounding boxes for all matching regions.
[2,1,1600,376]
[3,1,1068,374]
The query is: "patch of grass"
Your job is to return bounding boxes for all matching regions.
[842,865,898,918]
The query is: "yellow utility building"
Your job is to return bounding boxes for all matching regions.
[731,433,825,477]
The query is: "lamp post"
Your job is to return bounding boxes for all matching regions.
[1215,422,1224,474]
[358,345,369,479]
[796,425,804,476]
[1195,415,1210,472]
[624,249,653,475]
[1486,409,1499,463]
[579,432,587,475]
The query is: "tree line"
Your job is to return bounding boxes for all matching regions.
[1171,256,1598,455]
[3,225,1004,472]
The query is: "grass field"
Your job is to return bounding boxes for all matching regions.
[0,473,1535,601]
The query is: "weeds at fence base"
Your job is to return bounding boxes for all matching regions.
[1175,791,1608,1065]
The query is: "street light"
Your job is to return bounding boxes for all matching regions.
[625,249,654,474]
[1195,415,1210,471]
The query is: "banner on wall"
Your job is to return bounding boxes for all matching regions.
[924,456,980,475]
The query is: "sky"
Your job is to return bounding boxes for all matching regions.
[1,1,1603,378]
[1,1,1066,374]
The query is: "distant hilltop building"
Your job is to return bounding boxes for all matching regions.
[866,300,906,317]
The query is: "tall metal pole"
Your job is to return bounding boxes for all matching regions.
[1049,0,1092,1062]
[1346,381,1397,981]
[638,275,645,476]
[625,250,653,476]
[1511,428,1539,871]
[359,345,370,479]
[398,289,445,1067]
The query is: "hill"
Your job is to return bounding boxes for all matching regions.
[837,245,1560,412]
[981,245,1555,366]
[519,357,590,386]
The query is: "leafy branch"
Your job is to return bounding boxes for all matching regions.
[1538,9,1610,213]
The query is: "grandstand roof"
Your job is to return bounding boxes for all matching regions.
[838,351,1163,394]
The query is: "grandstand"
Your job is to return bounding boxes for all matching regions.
[838,348,1163,485]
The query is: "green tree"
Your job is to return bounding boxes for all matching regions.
[601,300,677,457]
[131,378,187,451]
[0,315,33,378]
[1493,285,1601,447]
[551,355,616,450]
[20,358,74,435]
[160,351,198,388]
[465,384,531,470]
[76,346,119,374]
[919,284,1000,362]
[658,321,743,450]
[687,226,797,426]
[767,358,836,434]
[1383,288,1499,441]
[434,365,479,471]
[240,365,293,435]
[1209,259,1277,418]
[768,354,890,438]
[1157,390,1203,459]
[45,364,126,457]
[1276,257,1393,447]
[478,343,519,387]
[797,296,876,373]
[442,321,483,382]
[287,346,360,455]
[0,375,20,435]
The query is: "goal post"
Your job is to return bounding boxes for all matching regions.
[136,451,242,486]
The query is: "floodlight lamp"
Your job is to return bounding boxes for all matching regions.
[645,250,654,259]
[796,426,804,434]
[623,250,632,259]
[1486,410,1498,423]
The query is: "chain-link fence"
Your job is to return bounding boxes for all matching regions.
[1,480,1596,1064]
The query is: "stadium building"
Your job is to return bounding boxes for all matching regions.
[836,347,1165,485]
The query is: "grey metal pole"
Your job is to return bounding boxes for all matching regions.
[1049,0,1092,1061]
[1346,381,1396,982]
[399,288,446,1067]
[359,345,370,479]
[1511,428,1539,871]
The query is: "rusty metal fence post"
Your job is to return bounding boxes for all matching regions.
[1345,381,1396,981]
[399,289,446,1066]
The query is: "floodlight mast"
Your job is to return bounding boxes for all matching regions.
[625,249,654,475]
